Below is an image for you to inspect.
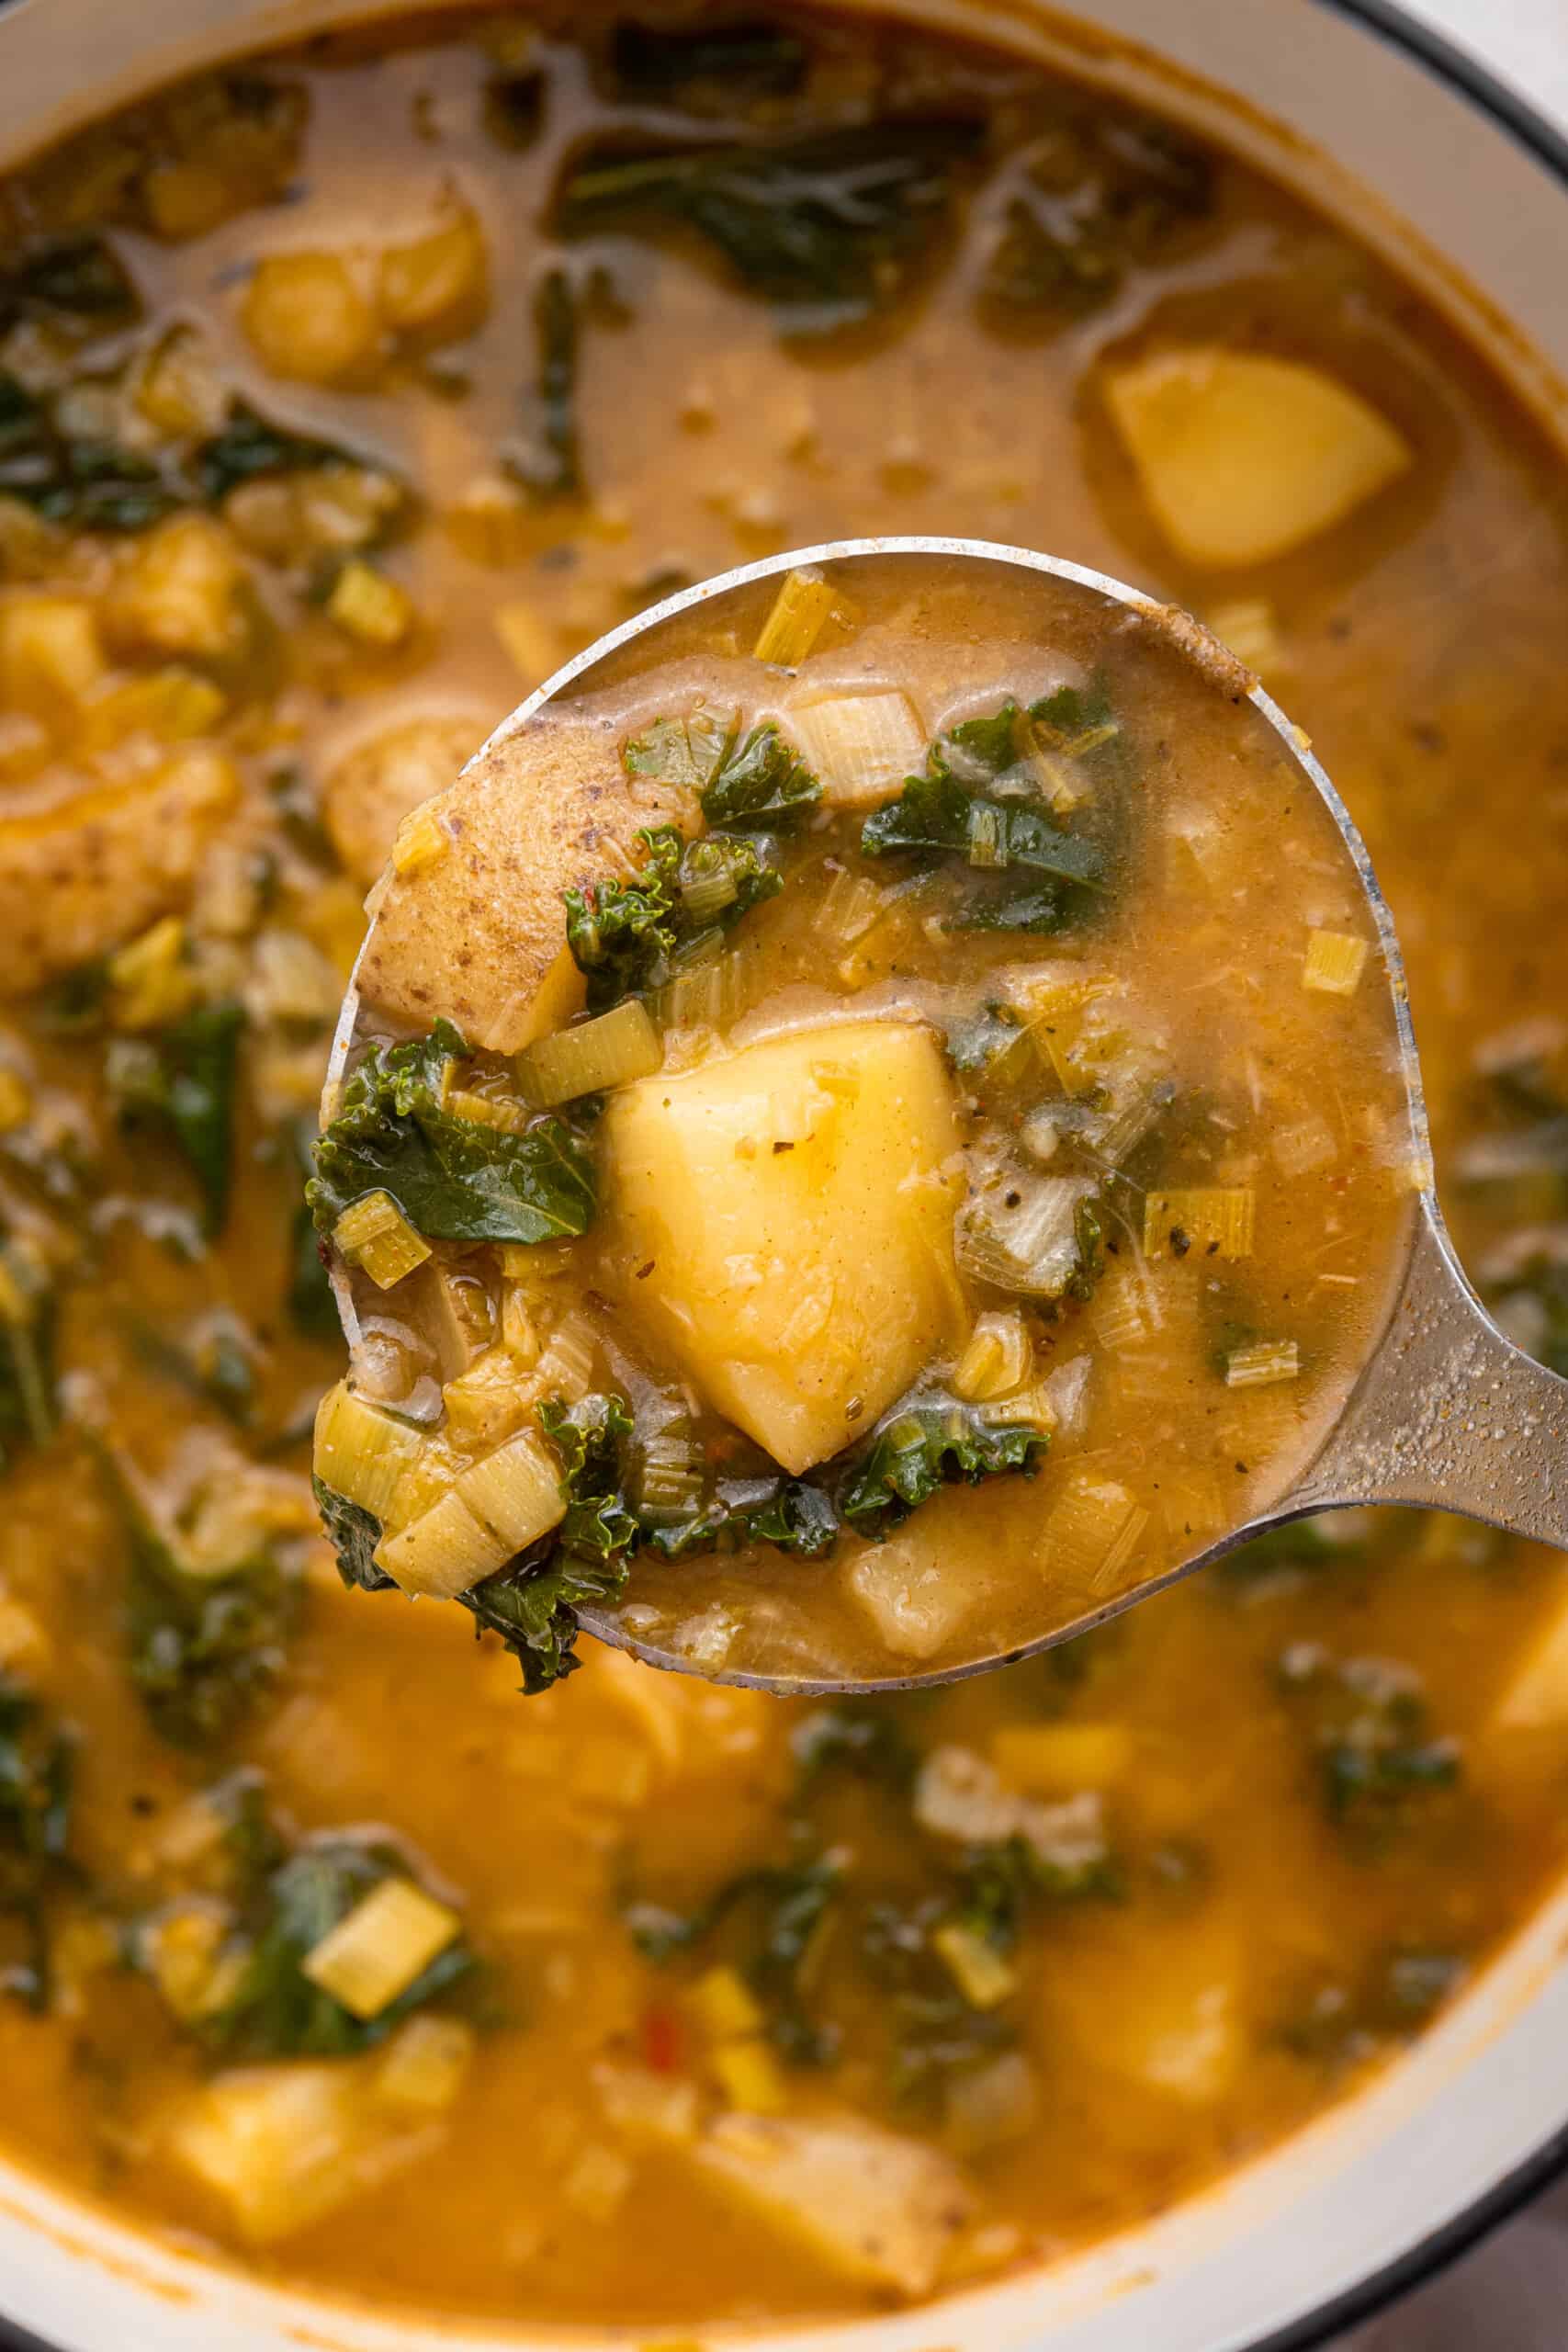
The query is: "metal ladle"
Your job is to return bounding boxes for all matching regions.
[325,537,1568,1695]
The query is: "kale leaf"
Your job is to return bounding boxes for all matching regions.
[791,1703,919,1795]
[122,1497,299,1750]
[0,371,177,533]
[566,821,782,1010]
[191,400,391,507]
[0,1249,55,1470]
[556,117,983,333]
[861,695,1107,932]
[701,721,819,829]
[308,1018,595,1245]
[197,1831,475,2060]
[0,1672,74,2009]
[981,111,1212,331]
[1279,1646,1461,1846]
[611,20,808,104]
[0,234,140,336]
[840,1398,1050,1538]
[503,266,596,503]
[628,1857,842,2065]
[644,1474,840,1561]
[106,1001,245,1237]
[312,1476,393,1593]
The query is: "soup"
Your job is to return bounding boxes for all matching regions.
[1,2,1567,2329]
[316,549,1413,1686]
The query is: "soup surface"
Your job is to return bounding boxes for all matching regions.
[319,549,1413,1685]
[1,2,1568,2329]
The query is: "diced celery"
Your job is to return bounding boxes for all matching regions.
[516,998,663,1108]
[455,1429,566,1551]
[107,915,196,1031]
[711,2040,790,2114]
[1303,929,1371,995]
[786,692,924,808]
[690,1965,765,2042]
[816,866,886,949]
[931,1920,1017,2009]
[958,1171,1095,1296]
[1224,1340,1300,1388]
[375,2016,477,2113]
[953,1310,1032,1402]
[752,568,836,666]
[446,1087,530,1135]
[312,1382,426,1523]
[1043,1473,1149,1592]
[327,559,416,647]
[1144,1187,1256,1260]
[333,1190,432,1288]
[533,1312,598,1404]
[374,1488,509,1599]
[301,1877,461,2019]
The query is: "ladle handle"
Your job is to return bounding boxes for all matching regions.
[1289,1193,1568,1547]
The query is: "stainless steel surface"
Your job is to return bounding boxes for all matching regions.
[325,534,1568,1693]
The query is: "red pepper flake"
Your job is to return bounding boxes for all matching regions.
[641,2002,683,2075]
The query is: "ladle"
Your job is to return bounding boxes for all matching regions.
[324,537,1568,1694]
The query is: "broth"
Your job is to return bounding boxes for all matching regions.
[0,2,1565,2327]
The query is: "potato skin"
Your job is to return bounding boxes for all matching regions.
[0,749,238,996]
[354,708,699,1054]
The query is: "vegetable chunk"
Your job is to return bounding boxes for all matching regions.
[1103,348,1412,566]
[694,2110,975,2296]
[601,1023,963,1474]
[355,712,699,1052]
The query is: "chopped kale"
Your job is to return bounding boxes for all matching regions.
[840,1396,1050,1538]
[312,1477,393,1594]
[623,706,738,792]
[858,1894,1016,2109]
[629,1857,842,2065]
[980,110,1213,330]
[791,1704,919,1795]
[503,266,596,503]
[611,19,808,103]
[565,821,782,1010]
[861,695,1108,932]
[1278,1944,1467,2074]
[196,1826,475,2061]
[0,370,177,532]
[106,1001,245,1237]
[308,1018,595,1246]
[0,233,140,336]
[0,1673,74,2010]
[191,400,386,505]
[119,1490,299,1750]
[483,62,547,149]
[0,1248,55,1470]
[701,721,819,829]
[645,1474,840,1561]
[953,1826,1119,1948]
[1278,1645,1461,1844]
[556,117,983,334]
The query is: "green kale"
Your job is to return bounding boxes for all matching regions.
[623,707,738,791]
[858,1894,1016,2109]
[791,1703,919,1795]
[611,19,808,103]
[628,1857,842,2065]
[286,1123,339,1340]
[980,110,1212,331]
[1279,1645,1461,1843]
[0,1672,74,2009]
[457,1393,640,1693]
[308,1018,595,1246]
[953,1826,1120,1948]
[0,1248,55,1470]
[312,1477,393,1594]
[0,233,140,336]
[0,371,177,532]
[565,822,782,1010]
[1278,1944,1466,2074]
[122,1495,299,1750]
[702,721,819,829]
[645,1475,840,1561]
[106,1001,246,1237]
[192,400,392,507]
[840,1397,1050,1538]
[556,117,983,334]
[197,1830,475,2061]
[504,266,585,502]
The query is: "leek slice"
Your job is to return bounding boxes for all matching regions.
[455,1429,566,1550]
[1144,1187,1256,1260]
[312,1382,425,1525]
[374,1488,509,1599]
[1224,1340,1300,1388]
[752,568,836,665]
[1303,930,1371,995]
[333,1190,432,1289]
[516,997,663,1107]
[787,691,924,808]
[301,1879,460,2020]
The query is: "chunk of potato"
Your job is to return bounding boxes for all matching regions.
[601,1023,964,1475]
[165,2057,442,2244]
[1103,348,1412,567]
[241,251,378,383]
[322,712,488,886]
[1491,1592,1568,1731]
[1048,1907,1247,2105]
[843,1487,984,1658]
[355,710,698,1054]
[694,2110,975,2298]
[1,749,239,996]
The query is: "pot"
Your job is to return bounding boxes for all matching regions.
[0,3,1564,2348]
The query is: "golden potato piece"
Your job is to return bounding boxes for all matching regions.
[1048,1907,1247,2106]
[1,749,239,996]
[1104,348,1412,567]
[355,709,698,1054]
[600,1022,964,1476]
[322,712,489,887]
[694,2111,975,2298]
[1491,1593,1568,1731]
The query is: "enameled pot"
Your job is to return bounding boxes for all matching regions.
[0,3,1564,2347]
